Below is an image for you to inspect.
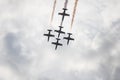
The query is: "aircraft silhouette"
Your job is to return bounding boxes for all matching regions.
[44,29,54,41]
[55,26,65,38]
[54,26,65,38]
[59,8,70,25]
[64,33,74,45]
[52,38,63,50]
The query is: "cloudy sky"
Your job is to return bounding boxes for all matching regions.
[0,0,120,80]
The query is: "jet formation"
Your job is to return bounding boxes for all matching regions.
[44,0,74,50]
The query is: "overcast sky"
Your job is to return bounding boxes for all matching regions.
[0,0,120,80]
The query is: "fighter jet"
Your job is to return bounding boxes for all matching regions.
[44,29,54,41]
[52,38,63,50]
[64,33,74,45]
[59,8,70,25]
[54,26,65,38]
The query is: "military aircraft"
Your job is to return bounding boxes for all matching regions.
[59,8,70,25]
[44,29,55,41]
[52,38,63,50]
[54,26,65,38]
[64,33,74,45]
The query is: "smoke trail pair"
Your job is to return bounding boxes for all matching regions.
[50,0,68,25]
[50,0,78,29]
[71,0,79,29]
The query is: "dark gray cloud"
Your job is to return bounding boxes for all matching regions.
[114,67,120,80]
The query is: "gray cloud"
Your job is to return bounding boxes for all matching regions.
[0,0,120,80]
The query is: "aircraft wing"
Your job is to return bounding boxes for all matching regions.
[58,13,70,16]
[52,42,56,45]
[61,31,65,34]
[64,37,68,39]
[44,34,48,36]
[65,13,70,16]
[52,42,63,46]
[58,13,63,15]
[70,38,74,40]
[55,30,59,32]
[64,37,74,40]
[50,35,54,37]
[58,43,63,46]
